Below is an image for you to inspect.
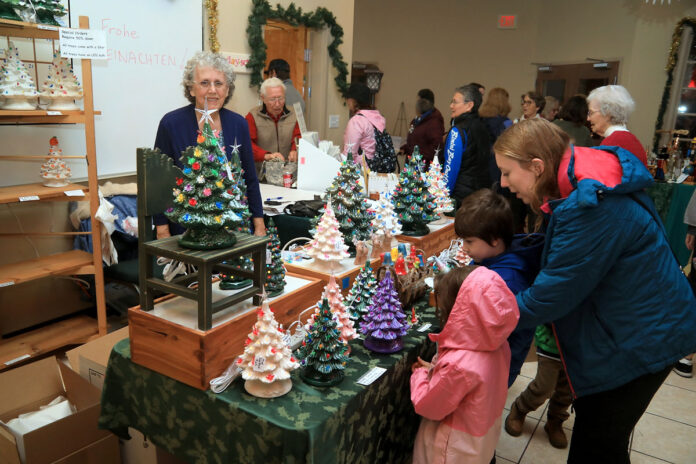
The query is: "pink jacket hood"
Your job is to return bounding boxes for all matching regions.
[430,266,519,352]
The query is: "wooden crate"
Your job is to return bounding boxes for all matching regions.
[396,220,456,258]
[284,257,380,294]
[128,273,323,390]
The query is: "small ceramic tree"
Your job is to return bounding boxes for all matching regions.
[264,218,286,297]
[425,156,454,214]
[39,136,71,187]
[360,271,409,353]
[392,147,438,236]
[0,41,38,110]
[40,51,83,110]
[306,201,350,268]
[34,0,67,25]
[308,275,357,353]
[237,298,299,398]
[297,298,350,387]
[371,191,402,248]
[346,259,378,323]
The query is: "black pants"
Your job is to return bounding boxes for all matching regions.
[567,366,671,464]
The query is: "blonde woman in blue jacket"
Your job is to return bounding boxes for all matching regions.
[493,118,696,464]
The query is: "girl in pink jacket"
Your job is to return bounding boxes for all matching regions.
[411,266,519,464]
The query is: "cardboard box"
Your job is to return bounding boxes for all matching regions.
[0,357,120,464]
[66,327,129,390]
[129,273,324,390]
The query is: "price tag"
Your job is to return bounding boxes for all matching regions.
[5,354,31,366]
[37,25,59,31]
[334,240,343,251]
[282,333,292,346]
[46,111,63,116]
[0,281,15,287]
[225,162,233,180]
[19,195,40,202]
[356,366,387,385]
[417,323,432,332]
[64,189,85,197]
[266,249,272,262]
[253,355,266,372]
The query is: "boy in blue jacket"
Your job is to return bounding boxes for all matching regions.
[454,188,544,386]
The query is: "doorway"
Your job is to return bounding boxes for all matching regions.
[535,61,620,103]
[263,20,308,114]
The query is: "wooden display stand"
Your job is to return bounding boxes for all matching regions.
[396,219,456,258]
[284,257,380,293]
[129,273,324,390]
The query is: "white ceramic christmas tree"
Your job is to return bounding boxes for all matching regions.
[40,136,71,187]
[425,156,454,214]
[306,201,350,268]
[236,298,299,398]
[371,191,402,240]
[0,41,38,110]
[41,51,83,110]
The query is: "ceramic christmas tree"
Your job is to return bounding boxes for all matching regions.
[297,298,350,387]
[40,51,83,110]
[34,0,67,26]
[323,152,372,249]
[40,136,71,187]
[360,271,409,353]
[425,156,454,214]
[0,0,22,21]
[315,275,357,352]
[165,113,249,249]
[391,147,438,236]
[236,298,299,398]
[306,201,350,268]
[371,191,402,246]
[346,258,378,323]
[0,41,38,110]
[264,218,286,297]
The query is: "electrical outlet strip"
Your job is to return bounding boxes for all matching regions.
[288,328,307,351]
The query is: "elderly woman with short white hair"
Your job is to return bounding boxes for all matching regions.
[245,77,301,166]
[154,51,265,238]
[587,85,647,165]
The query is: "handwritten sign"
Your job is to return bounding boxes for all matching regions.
[220,52,251,74]
[60,28,108,60]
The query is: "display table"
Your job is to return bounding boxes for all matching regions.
[646,182,695,266]
[395,219,457,258]
[284,257,381,292]
[99,307,437,464]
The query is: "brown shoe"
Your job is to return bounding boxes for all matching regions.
[504,403,526,437]
[544,420,568,449]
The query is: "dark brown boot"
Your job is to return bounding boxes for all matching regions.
[504,402,526,436]
[544,419,568,449]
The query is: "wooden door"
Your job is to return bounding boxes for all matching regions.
[264,20,307,100]
[535,61,620,104]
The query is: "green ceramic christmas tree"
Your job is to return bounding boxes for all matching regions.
[0,0,22,21]
[297,298,349,387]
[264,218,286,297]
[392,147,438,236]
[165,122,249,249]
[34,0,66,25]
[346,258,378,323]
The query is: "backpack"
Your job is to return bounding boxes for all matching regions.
[359,114,397,173]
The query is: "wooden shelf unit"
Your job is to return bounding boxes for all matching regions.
[0,16,107,371]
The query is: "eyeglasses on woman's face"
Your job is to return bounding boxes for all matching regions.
[522,99,535,106]
[195,80,227,90]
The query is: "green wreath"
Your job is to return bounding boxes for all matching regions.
[246,0,349,96]
[653,17,696,151]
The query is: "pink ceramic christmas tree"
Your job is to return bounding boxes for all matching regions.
[360,271,409,353]
[306,275,357,354]
[306,201,350,268]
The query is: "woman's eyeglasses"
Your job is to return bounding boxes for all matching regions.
[195,80,227,90]
[265,96,286,104]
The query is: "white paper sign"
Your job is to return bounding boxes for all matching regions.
[219,52,251,74]
[253,355,266,372]
[356,366,387,386]
[64,189,85,197]
[19,195,39,202]
[60,28,108,60]
[417,323,432,332]
[46,111,63,116]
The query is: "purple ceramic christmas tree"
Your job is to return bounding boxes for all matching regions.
[360,271,409,353]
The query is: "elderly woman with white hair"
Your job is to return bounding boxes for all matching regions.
[587,85,647,165]
[245,77,301,166]
[154,51,265,238]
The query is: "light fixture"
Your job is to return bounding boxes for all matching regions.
[538,65,552,72]
[678,105,687,113]
[364,67,384,93]
[593,62,610,69]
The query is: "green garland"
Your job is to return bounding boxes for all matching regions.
[653,17,696,151]
[246,0,349,96]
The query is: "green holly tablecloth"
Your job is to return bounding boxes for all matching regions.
[646,182,695,266]
[98,308,437,464]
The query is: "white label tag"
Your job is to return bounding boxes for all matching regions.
[282,333,291,346]
[225,162,233,180]
[0,281,15,287]
[266,249,272,262]
[356,366,387,386]
[59,28,108,60]
[19,195,39,202]
[676,173,689,184]
[334,240,343,251]
[253,355,266,372]
[46,111,63,116]
[417,323,432,332]
[64,189,85,197]
[38,25,59,31]
[4,354,31,366]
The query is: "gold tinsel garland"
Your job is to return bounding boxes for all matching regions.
[205,0,220,53]
[666,17,696,71]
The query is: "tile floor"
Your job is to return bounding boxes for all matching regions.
[496,361,696,464]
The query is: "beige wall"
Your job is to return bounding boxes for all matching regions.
[214,0,354,145]
[353,0,696,148]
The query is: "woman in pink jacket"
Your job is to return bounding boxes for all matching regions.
[411,266,519,464]
[343,82,387,167]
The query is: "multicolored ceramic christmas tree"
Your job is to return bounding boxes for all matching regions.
[264,218,286,297]
[40,136,71,187]
[323,152,372,248]
[391,146,438,236]
[371,191,402,239]
[236,298,299,398]
[297,298,350,387]
[308,275,358,352]
[40,51,83,110]
[165,121,249,249]
[0,41,38,110]
[360,271,409,353]
[306,201,350,267]
[346,259,378,323]
[425,156,454,214]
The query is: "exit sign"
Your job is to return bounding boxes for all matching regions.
[498,14,517,29]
